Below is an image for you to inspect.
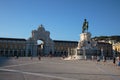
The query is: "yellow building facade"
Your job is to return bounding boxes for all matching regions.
[113,42,120,56]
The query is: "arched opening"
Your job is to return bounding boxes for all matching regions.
[27,25,54,57]
[37,40,44,56]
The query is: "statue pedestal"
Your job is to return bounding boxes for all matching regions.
[78,32,92,49]
[80,32,91,42]
[80,32,91,41]
[76,32,97,60]
[63,19,98,60]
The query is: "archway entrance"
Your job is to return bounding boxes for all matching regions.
[37,40,44,56]
[26,25,54,56]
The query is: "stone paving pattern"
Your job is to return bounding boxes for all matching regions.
[0,57,120,80]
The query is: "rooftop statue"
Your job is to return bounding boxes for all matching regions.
[82,19,89,33]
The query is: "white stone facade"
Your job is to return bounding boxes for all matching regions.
[26,25,54,56]
[80,32,91,41]
[76,32,97,59]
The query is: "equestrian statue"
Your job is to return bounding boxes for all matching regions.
[82,19,89,33]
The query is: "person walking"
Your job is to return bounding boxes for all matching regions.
[97,56,100,62]
[103,56,106,62]
[118,56,120,66]
[38,52,41,61]
[38,55,41,60]
[113,56,116,65]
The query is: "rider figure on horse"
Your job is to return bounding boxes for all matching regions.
[82,19,89,33]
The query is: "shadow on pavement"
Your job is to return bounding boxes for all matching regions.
[0,57,12,67]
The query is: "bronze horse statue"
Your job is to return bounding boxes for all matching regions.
[82,19,89,33]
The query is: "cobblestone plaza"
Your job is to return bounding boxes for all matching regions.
[0,57,120,80]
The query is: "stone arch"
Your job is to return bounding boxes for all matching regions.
[26,25,54,56]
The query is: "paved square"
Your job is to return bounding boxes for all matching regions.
[0,57,120,80]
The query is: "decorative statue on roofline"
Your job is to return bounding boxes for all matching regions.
[82,19,89,33]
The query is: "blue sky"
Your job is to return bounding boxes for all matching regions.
[0,0,120,41]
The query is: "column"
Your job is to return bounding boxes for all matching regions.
[26,43,29,57]
[0,49,2,56]
[7,49,11,57]
[33,44,37,56]
[12,50,14,57]
[4,49,5,56]
[21,50,23,57]
[83,48,86,60]
[17,50,19,57]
